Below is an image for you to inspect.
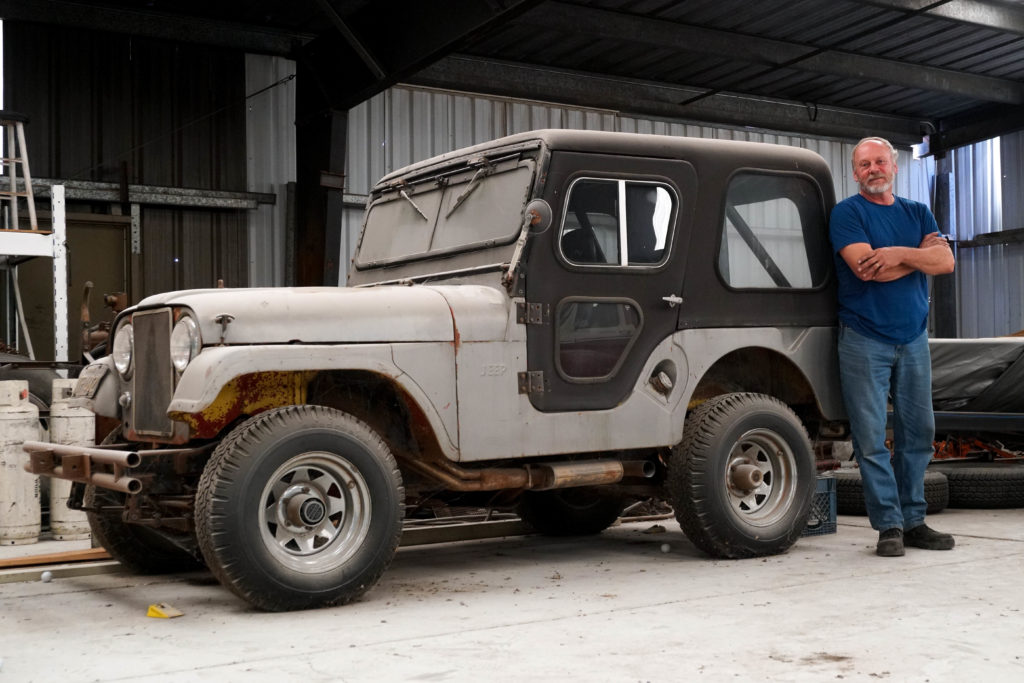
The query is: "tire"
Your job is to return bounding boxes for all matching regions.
[84,485,204,574]
[517,488,625,536]
[0,351,58,426]
[667,393,816,559]
[929,461,1024,509]
[834,469,949,515]
[84,426,202,573]
[0,352,58,405]
[195,405,404,612]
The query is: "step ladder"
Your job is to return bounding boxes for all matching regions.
[0,111,38,231]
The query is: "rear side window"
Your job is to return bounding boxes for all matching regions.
[559,179,675,267]
[718,173,829,289]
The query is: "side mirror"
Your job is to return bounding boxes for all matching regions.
[524,199,552,233]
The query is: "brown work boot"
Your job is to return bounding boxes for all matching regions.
[876,528,904,557]
[904,524,955,550]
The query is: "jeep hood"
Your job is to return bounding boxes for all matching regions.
[133,285,509,345]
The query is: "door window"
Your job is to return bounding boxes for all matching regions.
[556,299,642,380]
[559,179,675,267]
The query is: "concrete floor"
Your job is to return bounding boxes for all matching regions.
[2,510,1024,683]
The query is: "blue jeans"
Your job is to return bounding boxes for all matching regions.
[838,325,934,532]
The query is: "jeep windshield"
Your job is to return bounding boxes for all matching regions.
[355,151,536,268]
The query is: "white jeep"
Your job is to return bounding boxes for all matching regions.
[26,130,847,611]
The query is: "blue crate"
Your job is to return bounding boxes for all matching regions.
[802,475,837,536]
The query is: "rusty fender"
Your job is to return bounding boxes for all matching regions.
[404,457,656,492]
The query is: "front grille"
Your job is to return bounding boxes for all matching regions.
[131,308,175,437]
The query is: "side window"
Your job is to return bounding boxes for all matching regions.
[718,173,829,289]
[556,299,642,381]
[559,178,675,267]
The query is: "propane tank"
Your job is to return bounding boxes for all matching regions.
[48,378,92,540]
[0,380,42,544]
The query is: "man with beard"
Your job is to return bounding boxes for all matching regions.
[829,137,956,557]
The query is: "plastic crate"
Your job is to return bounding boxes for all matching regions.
[802,475,837,536]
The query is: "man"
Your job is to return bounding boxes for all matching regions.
[829,137,956,557]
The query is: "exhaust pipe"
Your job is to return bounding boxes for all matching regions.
[406,458,658,492]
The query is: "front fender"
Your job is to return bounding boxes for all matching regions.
[167,344,458,456]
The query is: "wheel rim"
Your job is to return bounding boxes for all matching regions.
[258,451,372,573]
[723,428,797,526]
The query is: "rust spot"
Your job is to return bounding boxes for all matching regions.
[172,371,315,439]
[446,302,461,353]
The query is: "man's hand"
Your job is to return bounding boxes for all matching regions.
[839,232,954,282]
[857,246,904,279]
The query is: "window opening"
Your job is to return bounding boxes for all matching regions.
[560,179,674,267]
[718,173,828,289]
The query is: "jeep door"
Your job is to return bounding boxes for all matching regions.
[524,151,697,412]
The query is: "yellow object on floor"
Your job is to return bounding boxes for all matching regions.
[146,603,184,619]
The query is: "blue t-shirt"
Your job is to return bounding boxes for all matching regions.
[829,194,938,345]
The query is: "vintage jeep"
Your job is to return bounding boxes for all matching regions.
[25,129,846,611]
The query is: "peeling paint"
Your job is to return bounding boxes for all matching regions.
[171,371,316,439]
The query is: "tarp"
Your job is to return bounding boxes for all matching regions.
[930,338,1024,412]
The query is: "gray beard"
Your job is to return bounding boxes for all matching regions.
[862,180,892,195]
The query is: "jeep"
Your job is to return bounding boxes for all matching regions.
[25,129,846,611]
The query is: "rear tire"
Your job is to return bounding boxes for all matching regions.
[195,405,404,612]
[668,393,815,559]
[518,488,625,536]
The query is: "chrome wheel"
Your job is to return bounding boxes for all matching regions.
[259,452,372,573]
[724,428,798,526]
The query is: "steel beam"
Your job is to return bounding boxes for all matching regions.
[27,178,276,210]
[520,2,1024,105]
[857,0,1024,35]
[0,0,309,55]
[410,56,926,144]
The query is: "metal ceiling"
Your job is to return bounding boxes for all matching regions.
[3,0,1023,155]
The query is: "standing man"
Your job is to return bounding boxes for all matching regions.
[830,137,956,557]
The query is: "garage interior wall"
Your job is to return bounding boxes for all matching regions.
[245,54,296,287]
[340,85,934,281]
[953,132,1023,338]
[341,85,1024,339]
[1,22,262,356]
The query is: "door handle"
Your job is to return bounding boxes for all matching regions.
[662,294,683,308]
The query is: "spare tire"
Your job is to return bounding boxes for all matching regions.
[929,461,1024,509]
[834,468,949,516]
[0,352,58,415]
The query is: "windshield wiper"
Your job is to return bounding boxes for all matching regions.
[400,189,429,221]
[445,158,495,219]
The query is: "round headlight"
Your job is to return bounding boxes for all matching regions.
[170,316,201,373]
[112,323,134,378]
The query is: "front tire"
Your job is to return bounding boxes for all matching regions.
[668,393,815,558]
[195,405,404,612]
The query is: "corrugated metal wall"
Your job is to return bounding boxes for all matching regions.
[4,21,250,297]
[245,54,296,287]
[955,132,1024,337]
[341,85,934,282]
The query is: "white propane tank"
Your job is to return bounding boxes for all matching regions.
[0,380,42,544]
[48,378,92,540]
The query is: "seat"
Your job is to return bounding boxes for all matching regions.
[561,227,603,264]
